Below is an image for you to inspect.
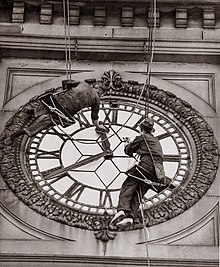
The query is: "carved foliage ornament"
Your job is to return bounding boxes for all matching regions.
[0,70,219,242]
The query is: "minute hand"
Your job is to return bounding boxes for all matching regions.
[99,132,111,151]
[44,151,106,180]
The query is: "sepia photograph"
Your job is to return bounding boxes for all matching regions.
[0,0,219,266]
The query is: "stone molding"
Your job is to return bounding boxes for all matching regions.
[3,68,216,113]
[6,0,219,29]
[1,33,220,62]
[0,252,219,267]
[153,72,216,111]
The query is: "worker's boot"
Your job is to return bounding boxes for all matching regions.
[110,210,125,226]
[116,217,133,229]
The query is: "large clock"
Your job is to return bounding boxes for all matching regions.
[0,70,219,242]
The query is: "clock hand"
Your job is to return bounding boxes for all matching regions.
[98,131,113,159]
[43,151,107,180]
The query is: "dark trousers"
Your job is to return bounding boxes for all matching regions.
[117,163,158,220]
[117,176,149,220]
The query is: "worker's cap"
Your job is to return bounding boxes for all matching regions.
[140,118,155,132]
[62,79,80,89]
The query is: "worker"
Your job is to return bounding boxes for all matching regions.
[110,118,174,228]
[6,80,106,143]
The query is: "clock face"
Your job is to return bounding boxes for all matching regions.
[0,70,218,235]
[24,97,190,215]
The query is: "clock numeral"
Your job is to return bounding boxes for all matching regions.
[74,112,91,128]
[99,190,113,207]
[63,181,85,200]
[102,108,112,124]
[163,155,181,162]
[110,102,119,124]
[35,149,60,159]
[157,132,171,140]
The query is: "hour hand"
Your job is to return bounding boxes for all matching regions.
[43,151,106,180]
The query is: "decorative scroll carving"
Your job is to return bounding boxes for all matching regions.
[101,70,123,91]
[0,70,219,242]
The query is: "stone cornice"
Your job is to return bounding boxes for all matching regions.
[1,1,219,28]
[0,32,220,59]
[0,243,219,266]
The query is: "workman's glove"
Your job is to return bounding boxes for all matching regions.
[123,137,131,143]
[95,121,108,133]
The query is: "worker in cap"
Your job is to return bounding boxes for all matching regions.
[110,117,174,228]
[6,80,107,143]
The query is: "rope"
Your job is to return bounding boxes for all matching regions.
[62,0,68,78]
[63,0,72,79]
[137,188,151,267]
[67,0,71,79]
[57,0,157,147]
[144,0,157,118]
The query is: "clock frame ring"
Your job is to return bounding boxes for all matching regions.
[0,72,219,237]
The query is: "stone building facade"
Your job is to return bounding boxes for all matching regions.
[0,0,219,266]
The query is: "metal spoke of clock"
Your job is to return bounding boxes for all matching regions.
[43,152,106,180]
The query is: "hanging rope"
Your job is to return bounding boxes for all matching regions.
[144,0,157,118]
[137,188,151,267]
[63,0,72,79]
[62,0,68,79]
[57,0,157,147]
[67,0,72,80]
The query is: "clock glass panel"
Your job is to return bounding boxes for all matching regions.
[25,98,190,215]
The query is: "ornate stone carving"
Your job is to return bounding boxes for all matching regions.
[0,70,219,242]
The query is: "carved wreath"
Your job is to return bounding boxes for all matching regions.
[0,70,219,242]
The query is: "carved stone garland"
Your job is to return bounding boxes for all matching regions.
[0,70,219,242]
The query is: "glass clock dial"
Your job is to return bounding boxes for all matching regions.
[24,98,190,215]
